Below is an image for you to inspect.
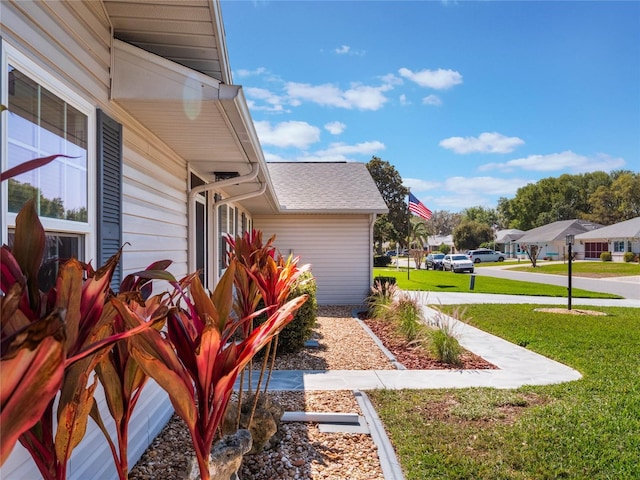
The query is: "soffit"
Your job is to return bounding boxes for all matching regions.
[102,0,231,83]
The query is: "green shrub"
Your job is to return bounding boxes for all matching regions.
[600,251,612,262]
[623,252,635,263]
[374,255,392,267]
[255,271,318,355]
[374,276,397,287]
[276,271,318,354]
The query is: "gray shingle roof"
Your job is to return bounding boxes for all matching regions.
[517,219,603,243]
[267,162,388,213]
[575,216,640,240]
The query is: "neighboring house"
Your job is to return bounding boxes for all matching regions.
[0,1,386,478]
[515,219,603,261]
[495,229,525,258]
[574,216,640,261]
[425,234,456,253]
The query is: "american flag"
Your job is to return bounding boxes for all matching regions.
[408,192,432,220]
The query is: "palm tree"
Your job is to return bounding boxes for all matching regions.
[408,218,430,269]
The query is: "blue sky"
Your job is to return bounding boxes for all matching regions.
[220,1,640,213]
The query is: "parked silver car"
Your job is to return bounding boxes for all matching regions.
[425,253,445,270]
[442,254,475,273]
[467,248,505,263]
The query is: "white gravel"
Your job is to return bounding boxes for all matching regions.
[128,306,392,479]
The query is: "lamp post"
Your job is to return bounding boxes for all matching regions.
[566,234,574,311]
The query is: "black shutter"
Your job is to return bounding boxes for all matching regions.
[96,109,122,290]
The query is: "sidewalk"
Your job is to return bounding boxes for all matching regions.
[237,293,587,392]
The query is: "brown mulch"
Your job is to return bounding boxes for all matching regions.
[363,316,498,370]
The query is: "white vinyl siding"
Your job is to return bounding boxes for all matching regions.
[254,214,373,305]
[0,3,181,478]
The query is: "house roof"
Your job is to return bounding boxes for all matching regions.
[496,229,525,243]
[517,219,603,244]
[427,235,454,246]
[575,217,640,240]
[267,162,388,214]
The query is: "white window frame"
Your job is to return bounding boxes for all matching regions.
[1,42,96,263]
[613,240,625,253]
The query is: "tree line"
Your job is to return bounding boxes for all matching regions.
[367,156,640,252]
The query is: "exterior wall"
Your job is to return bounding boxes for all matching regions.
[254,214,374,305]
[1,2,185,477]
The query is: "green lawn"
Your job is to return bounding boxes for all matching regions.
[509,260,640,277]
[369,304,640,479]
[373,267,621,299]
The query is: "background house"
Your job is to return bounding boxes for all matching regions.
[0,1,385,477]
[575,216,640,261]
[515,219,603,261]
[425,234,456,253]
[495,229,525,258]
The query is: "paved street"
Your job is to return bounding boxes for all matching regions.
[475,263,640,300]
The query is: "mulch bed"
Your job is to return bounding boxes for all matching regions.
[362,316,498,370]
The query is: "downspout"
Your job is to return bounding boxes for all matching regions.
[187,162,260,280]
[369,214,376,288]
[210,182,267,285]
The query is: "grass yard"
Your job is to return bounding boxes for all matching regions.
[373,267,621,299]
[369,304,640,479]
[509,261,640,277]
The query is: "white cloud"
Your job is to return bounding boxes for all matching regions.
[334,45,365,56]
[244,87,287,112]
[422,94,442,106]
[403,178,441,191]
[235,67,267,78]
[479,151,626,173]
[254,120,321,149]
[439,132,525,154]
[317,141,385,156]
[285,82,390,110]
[324,121,346,135]
[443,176,533,196]
[399,94,410,106]
[398,67,463,90]
[380,73,404,86]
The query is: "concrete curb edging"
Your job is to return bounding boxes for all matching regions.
[352,308,406,370]
[354,390,405,480]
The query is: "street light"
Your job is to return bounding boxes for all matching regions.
[566,234,574,311]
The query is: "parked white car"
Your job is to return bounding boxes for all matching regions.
[467,249,505,263]
[442,254,475,273]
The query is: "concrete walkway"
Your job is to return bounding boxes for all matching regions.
[238,293,591,392]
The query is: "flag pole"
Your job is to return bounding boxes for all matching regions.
[407,189,411,280]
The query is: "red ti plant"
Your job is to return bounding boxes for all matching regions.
[0,200,157,479]
[89,261,175,480]
[123,259,308,480]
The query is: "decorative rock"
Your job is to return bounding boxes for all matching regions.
[184,429,252,480]
[223,393,285,454]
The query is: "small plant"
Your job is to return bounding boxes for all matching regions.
[366,280,397,320]
[392,294,424,342]
[623,252,635,263]
[600,251,612,262]
[428,308,464,365]
[374,255,392,267]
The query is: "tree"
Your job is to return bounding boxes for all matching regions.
[452,220,493,251]
[427,210,462,236]
[461,206,499,227]
[408,218,429,269]
[367,157,409,249]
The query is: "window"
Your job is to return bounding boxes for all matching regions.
[3,44,95,262]
[218,204,228,272]
[613,241,625,253]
